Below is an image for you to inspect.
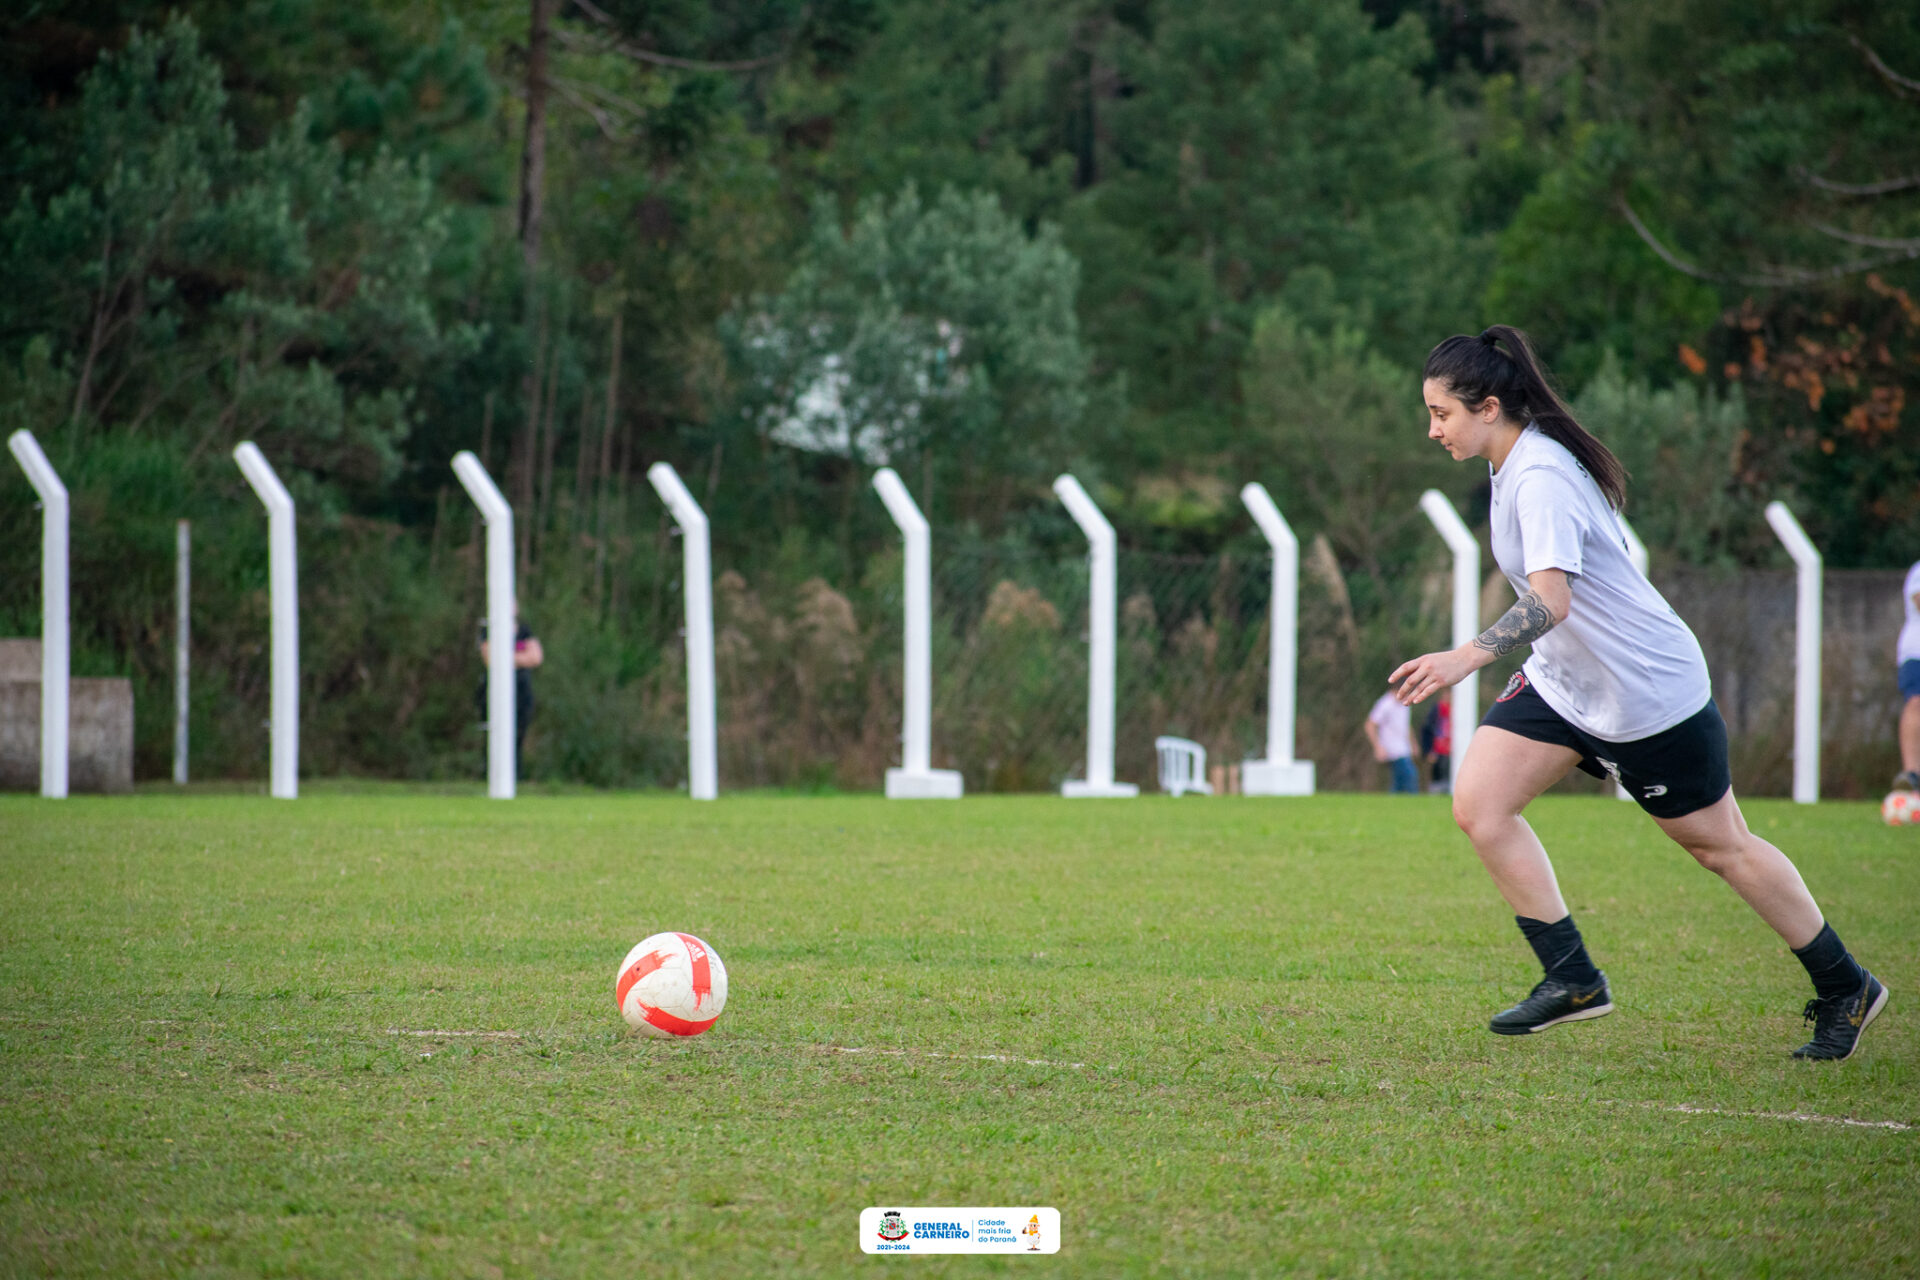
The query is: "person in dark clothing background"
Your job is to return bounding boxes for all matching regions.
[1420,691,1452,794]
[478,600,543,778]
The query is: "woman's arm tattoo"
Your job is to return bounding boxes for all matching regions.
[1473,590,1557,657]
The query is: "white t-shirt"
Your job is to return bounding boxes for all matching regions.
[1488,425,1710,742]
[1367,692,1413,759]
[1899,561,1920,665]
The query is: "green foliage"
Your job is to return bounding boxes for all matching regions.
[0,336,72,441]
[820,0,1090,223]
[823,0,1480,460]
[1074,0,1476,443]
[720,184,1089,519]
[1483,0,1919,557]
[1578,0,1920,285]
[509,541,685,791]
[0,17,472,487]
[1240,308,1454,572]
[1483,149,1723,393]
[1573,354,1757,565]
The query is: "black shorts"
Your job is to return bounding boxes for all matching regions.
[1480,671,1731,820]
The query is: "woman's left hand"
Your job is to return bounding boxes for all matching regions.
[1389,647,1479,706]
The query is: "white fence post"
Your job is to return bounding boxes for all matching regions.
[1239,483,1314,795]
[452,452,516,799]
[175,519,190,785]
[7,430,68,798]
[647,463,718,801]
[1419,490,1479,781]
[1765,501,1821,804]
[873,468,962,798]
[1054,474,1138,798]
[233,443,299,799]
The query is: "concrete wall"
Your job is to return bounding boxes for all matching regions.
[1658,567,1907,799]
[0,639,38,681]
[0,640,134,793]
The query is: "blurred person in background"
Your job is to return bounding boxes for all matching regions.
[1897,559,1920,792]
[1420,691,1452,794]
[1366,690,1419,794]
[479,599,543,779]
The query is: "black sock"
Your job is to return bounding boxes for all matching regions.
[1516,914,1602,987]
[1792,922,1866,1003]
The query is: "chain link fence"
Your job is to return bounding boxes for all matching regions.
[593,541,1908,798]
[18,467,1901,795]
[622,534,1420,795]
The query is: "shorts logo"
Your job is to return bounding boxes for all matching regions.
[1595,757,1623,785]
[1642,784,1669,798]
[1497,672,1527,703]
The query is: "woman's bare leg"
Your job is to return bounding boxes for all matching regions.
[1901,695,1920,776]
[1652,790,1823,948]
[1450,726,1582,920]
[1656,788,1888,1059]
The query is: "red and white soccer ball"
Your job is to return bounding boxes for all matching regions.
[616,932,728,1038]
[1883,791,1920,827]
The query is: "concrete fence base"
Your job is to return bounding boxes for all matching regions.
[0,640,134,794]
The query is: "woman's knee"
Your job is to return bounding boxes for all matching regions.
[1677,825,1758,877]
[1682,839,1738,876]
[1661,794,1750,875]
[1451,787,1508,843]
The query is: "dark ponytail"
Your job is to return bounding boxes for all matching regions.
[1423,324,1627,510]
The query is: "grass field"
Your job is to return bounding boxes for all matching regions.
[2,790,1915,1278]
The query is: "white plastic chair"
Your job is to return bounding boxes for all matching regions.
[1155,736,1212,796]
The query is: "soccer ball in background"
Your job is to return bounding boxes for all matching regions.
[617,932,729,1037]
[1882,791,1920,827]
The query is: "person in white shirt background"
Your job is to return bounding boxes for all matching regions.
[1386,324,1885,1060]
[1896,559,1920,793]
[1364,691,1418,794]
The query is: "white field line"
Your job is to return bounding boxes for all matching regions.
[384,1028,524,1039]
[1603,1098,1911,1132]
[815,1044,1111,1072]
[368,1033,1905,1131]
[816,1048,1912,1131]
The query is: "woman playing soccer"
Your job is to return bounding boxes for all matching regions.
[1390,326,1886,1060]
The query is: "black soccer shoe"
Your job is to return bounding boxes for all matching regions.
[1893,770,1920,792]
[1792,972,1888,1062]
[1489,973,1613,1035]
